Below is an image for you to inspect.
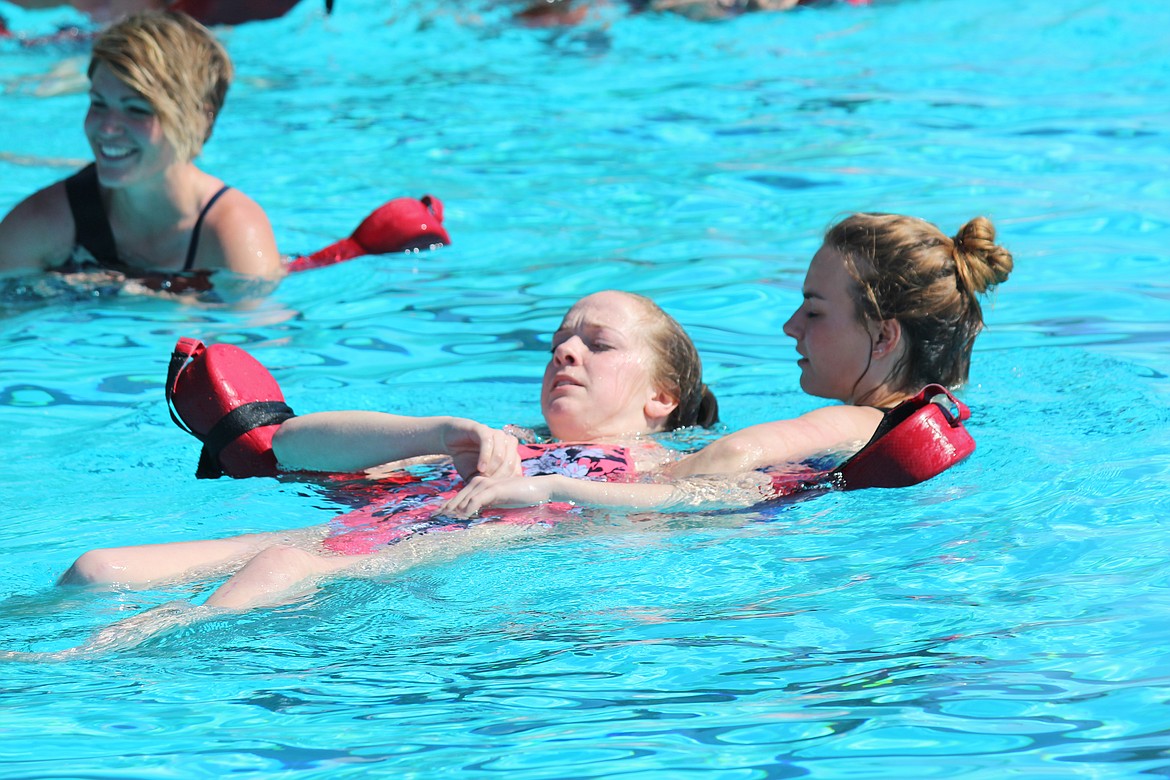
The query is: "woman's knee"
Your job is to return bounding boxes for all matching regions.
[202,544,337,610]
[243,544,323,578]
[57,548,127,586]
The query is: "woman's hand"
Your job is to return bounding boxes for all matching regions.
[441,475,563,518]
[443,422,522,482]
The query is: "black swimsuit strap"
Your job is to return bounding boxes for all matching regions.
[66,166,232,273]
[64,163,119,268]
[183,185,231,272]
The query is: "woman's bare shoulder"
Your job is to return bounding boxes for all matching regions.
[0,179,74,273]
[197,187,282,276]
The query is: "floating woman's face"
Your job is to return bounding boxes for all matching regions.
[541,291,674,441]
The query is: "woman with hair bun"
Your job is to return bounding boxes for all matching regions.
[811,213,1015,397]
[444,212,1013,515]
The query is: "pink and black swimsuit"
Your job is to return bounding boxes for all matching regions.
[323,442,636,555]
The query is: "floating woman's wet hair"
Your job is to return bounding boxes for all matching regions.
[824,213,1014,390]
[624,292,719,431]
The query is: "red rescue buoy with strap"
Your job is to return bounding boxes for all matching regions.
[165,337,975,495]
[834,384,974,489]
[165,337,296,479]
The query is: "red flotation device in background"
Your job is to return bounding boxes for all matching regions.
[115,194,449,294]
[286,195,450,274]
[169,0,303,25]
[170,0,336,26]
[2,0,333,46]
[165,337,296,479]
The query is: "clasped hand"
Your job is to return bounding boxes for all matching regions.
[443,422,522,482]
[441,474,564,519]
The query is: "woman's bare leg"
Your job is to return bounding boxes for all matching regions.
[198,521,532,611]
[56,531,304,588]
[8,524,540,660]
[202,545,373,610]
[35,546,371,658]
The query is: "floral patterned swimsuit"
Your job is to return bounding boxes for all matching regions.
[323,442,636,555]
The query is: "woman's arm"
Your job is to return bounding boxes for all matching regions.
[441,405,884,517]
[668,404,883,478]
[271,411,520,479]
[442,470,777,517]
[184,191,283,303]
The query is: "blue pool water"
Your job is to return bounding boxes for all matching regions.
[3,0,1170,776]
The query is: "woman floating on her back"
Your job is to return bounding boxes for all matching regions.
[56,291,718,619]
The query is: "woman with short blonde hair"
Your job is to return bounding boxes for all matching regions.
[0,11,282,294]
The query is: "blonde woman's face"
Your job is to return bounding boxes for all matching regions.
[84,62,180,188]
[541,291,665,441]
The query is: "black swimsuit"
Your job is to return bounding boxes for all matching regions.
[62,163,230,273]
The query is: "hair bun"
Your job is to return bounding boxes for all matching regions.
[952,216,1014,295]
[696,385,720,428]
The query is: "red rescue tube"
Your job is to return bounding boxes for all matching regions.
[834,384,974,489]
[166,337,296,478]
[164,339,973,493]
[286,195,450,273]
[769,384,975,495]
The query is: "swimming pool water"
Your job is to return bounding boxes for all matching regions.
[2,0,1170,776]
